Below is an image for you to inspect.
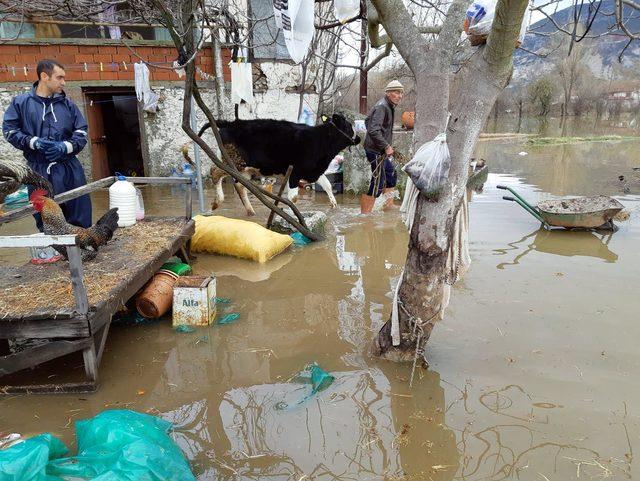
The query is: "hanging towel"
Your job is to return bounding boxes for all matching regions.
[134,62,159,114]
[392,127,470,346]
[273,0,314,63]
[230,62,254,105]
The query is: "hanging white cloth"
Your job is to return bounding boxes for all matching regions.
[391,127,471,346]
[100,4,121,39]
[230,62,254,105]
[273,0,314,63]
[134,62,158,114]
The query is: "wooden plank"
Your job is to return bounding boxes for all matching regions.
[126,177,191,185]
[0,317,89,339]
[67,246,89,315]
[88,220,195,322]
[0,381,97,395]
[0,176,190,225]
[0,234,78,248]
[0,338,91,376]
[0,177,115,224]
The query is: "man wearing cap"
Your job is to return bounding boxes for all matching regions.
[361,80,404,214]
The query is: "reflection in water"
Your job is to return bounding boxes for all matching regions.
[495,229,618,269]
[157,368,459,480]
[475,139,640,197]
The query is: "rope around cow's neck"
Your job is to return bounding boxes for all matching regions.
[327,119,358,145]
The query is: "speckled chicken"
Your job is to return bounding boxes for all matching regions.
[0,158,53,213]
[30,189,119,261]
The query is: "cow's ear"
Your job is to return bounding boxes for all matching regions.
[321,114,329,123]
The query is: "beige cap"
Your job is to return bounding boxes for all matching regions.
[385,80,404,92]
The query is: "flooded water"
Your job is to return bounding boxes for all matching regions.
[1,138,639,480]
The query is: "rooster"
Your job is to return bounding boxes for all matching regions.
[30,189,119,262]
[0,158,53,214]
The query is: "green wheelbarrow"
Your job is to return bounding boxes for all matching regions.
[497,185,624,230]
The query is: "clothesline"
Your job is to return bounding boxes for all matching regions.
[0,62,218,83]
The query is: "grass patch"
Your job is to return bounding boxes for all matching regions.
[526,135,640,146]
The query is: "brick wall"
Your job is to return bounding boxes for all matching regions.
[0,42,231,83]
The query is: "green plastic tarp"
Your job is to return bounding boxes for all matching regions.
[0,410,195,481]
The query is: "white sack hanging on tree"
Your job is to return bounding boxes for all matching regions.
[273,0,315,63]
[230,62,254,105]
[334,0,359,23]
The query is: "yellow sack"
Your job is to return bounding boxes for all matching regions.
[191,215,293,263]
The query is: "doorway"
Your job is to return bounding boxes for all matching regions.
[83,87,147,180]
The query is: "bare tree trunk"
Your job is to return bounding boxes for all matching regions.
[371,0,528,360]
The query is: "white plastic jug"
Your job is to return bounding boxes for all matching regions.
[109,174,137,227]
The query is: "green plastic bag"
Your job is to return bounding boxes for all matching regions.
[217,313,240,325]
[0,410,195,481]
[0,433,68,481]
[276,363,335,410]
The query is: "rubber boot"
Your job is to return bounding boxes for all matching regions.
[360,194,375,214]
[382,188,398,210]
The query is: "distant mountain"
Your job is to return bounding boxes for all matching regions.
[514,0,640,79]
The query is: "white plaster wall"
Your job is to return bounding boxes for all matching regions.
[237,62,318,122]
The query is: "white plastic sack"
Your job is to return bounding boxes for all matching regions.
[334,0,359,23]
[466,0,529,43]
[273,0,315,63]
[231,62,254,105]
[402,133,451,199]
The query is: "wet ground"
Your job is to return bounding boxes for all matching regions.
[1,137,639,480]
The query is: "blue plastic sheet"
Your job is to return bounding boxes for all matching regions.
[0,410,195,481]
[290,232,312,246]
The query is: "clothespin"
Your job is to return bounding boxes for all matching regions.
[100,62,103,72]
[90,100,93,107]
[122,61,128,70]
[11,66,15,77]
[84,62,88,72]
[23,66,27,76]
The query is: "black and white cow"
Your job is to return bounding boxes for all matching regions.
[194,113,360,215]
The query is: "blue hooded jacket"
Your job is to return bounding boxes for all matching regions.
[2,82,88,163]
[2,83,92,228]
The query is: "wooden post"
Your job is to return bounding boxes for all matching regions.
[185,183,193,219]
[266,166,294,230]
[67,246,89,316]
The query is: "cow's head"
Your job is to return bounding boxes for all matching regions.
[323,113,361,146]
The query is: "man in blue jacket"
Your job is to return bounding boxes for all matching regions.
[2,59,92,230]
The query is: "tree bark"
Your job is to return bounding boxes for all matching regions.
[371,0,529,360]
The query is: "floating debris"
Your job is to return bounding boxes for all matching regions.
[217,313,240,325]
[290,232,312,246]
[174,325,196,333]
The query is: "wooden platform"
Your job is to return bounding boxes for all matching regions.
[0,176,194,394]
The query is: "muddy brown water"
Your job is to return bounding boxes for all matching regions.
[1,139,639,480]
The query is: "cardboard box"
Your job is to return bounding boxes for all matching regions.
[172,276,217,326]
